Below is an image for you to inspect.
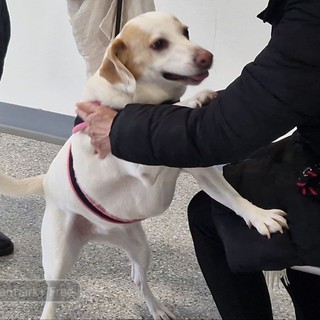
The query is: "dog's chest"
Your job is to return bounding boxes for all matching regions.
[67,134,180,220]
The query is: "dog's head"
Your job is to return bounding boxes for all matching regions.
[99,11,213,104]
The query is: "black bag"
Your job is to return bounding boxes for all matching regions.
[212,132,320,272]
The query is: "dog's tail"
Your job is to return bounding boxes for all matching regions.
[0,171,44,197]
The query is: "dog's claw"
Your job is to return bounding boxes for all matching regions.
[150,302,175,320]
[241,207,288,238]
[179,90,217,108]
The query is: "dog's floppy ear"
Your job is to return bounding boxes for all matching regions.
[100,38,136,94]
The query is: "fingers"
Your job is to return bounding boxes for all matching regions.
[74,101,118,159]
[76,101,102,121]
[91,135,110,158]
[76,101,100,114]
[97,140,111,159]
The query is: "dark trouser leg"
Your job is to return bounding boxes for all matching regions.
[0,0,10,80]
[0,231,13,256]
[188,191,273,320]
[0,1,13,257]
[282,268,320,320]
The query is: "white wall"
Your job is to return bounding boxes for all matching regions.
[0,0,85,116]
[0,0,270,116]
[155,0,270,98]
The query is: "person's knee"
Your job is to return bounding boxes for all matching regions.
[188,191,213,231]
[188,191,236,237]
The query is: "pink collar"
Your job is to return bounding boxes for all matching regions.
[72,121,87,134]
[73,101,101,134]
[67,146,143,224]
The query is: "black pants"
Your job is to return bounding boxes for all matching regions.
[0,0,10,80]
[188,191,320,320]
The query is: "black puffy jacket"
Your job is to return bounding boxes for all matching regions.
[110,0,320,167]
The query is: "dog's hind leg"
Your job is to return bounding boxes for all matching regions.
[102,223,175,320]
[40,205,89,319]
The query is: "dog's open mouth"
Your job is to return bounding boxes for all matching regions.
[162,71,209,85]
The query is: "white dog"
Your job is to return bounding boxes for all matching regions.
[0,12,287,319]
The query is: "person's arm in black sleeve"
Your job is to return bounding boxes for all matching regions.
[110,0,320,167]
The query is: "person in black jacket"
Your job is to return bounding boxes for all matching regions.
[77,0,320,319]
[0,0,14,256]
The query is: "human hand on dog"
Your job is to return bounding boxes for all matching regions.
[76,102,118,159]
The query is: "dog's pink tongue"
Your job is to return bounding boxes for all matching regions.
[191,71,209,82]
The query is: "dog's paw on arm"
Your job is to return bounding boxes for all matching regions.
[178,89,218,108]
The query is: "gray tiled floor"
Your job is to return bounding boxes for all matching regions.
[0,133,295,319]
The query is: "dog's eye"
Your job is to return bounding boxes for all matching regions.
[183,28,189,39]
[151,39,168,51]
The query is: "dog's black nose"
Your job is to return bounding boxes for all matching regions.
[194,48,213,69]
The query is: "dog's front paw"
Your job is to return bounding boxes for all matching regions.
[150,302,175,320]
[244,208,288,239]
[180,90,217,108]
[196,89,218,107]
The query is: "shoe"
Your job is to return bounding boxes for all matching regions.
[0,231,14,256]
